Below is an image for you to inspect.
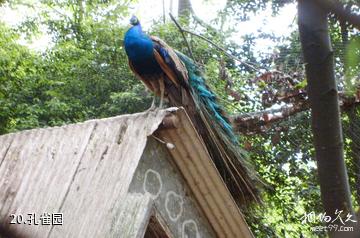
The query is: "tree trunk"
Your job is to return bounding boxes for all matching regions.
[298,0,358,236]
[312,0,360,31]
[178,0,191,18]
[170,0,174,15]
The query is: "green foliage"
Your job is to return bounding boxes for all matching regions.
[223,0,294,21]
[345,36,360,94]
[244,113,325,237]
[0,0,151,134]
[1,1,360,238]
[0,23,45,133]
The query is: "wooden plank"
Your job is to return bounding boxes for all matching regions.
[0,122,96,237]
[158,109,254,238]
[0,134,13,168]
[112,193,153,238]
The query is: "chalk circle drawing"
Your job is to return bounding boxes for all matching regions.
[165,191,184,222]
[143,169,162,199]
[182,219,200,238]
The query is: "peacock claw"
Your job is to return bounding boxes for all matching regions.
[145,97,157,112]
[147,104,157,112]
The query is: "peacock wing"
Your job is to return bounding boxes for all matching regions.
[150,36,189,88]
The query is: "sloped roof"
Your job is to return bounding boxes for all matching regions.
[0,107,253,238]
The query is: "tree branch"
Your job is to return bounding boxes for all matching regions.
[314,0,360,30]
[169,13,195,60]
[231,90,360,135]
[169,13,261,71]
[231,100,309,135]
[188,3,218,32]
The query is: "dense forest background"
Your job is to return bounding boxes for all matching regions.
[0,0,360,237]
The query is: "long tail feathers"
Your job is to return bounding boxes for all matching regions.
[176,51,261,205]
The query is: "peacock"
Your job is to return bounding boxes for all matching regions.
[124,16,260,205]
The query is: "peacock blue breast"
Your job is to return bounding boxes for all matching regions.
[124,25,162,75]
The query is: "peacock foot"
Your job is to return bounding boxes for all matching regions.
[145,97,157,112]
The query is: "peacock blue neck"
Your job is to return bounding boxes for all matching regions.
[124,24,161,74]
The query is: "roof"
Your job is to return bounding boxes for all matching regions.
[0,107,253,238]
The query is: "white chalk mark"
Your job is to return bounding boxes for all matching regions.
[165,191,184,222]
[143,169,162,199]
[182,219,200,238]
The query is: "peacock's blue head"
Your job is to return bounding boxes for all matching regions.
[130,15,140,26]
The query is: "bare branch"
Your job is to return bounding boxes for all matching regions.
[184,29,260,71]
[169,13,261,71]
[314,0,360,30]
[231,100,309,135]
[188,3,218,33]
[169,13,195,61]
[231,90,360,135]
